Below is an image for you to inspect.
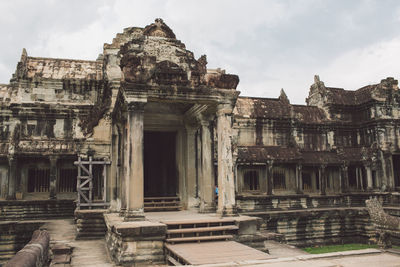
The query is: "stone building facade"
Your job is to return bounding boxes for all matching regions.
[0,19,399,218]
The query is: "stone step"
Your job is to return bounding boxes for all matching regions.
[51,244,73,255]
[144,206,182,212]
[144,201,181,206]
[144,196,179,201]
[166,234,233,243]
[51,254,71,265]
[167,225,238,235]
[163,218,236,228]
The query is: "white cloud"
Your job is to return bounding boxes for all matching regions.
[1,0,400,106]
[320,37,400,90]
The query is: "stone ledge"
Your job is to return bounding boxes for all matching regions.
[74,209,108,218]
[190,248,383,267]
[104,213,166,265]
[104,213,166,239]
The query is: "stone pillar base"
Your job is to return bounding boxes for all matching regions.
[118,208,126,217]
[6,195,16,200]
[124,209,145,221]
[217,206,238,217]
[199,202,216,213]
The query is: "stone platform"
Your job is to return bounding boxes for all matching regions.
[103,210,266,266]
[242,207,376,247]
[0,220,44,264]
[104,213,167,266]
[0,199,75,221]
[165,240,272,265]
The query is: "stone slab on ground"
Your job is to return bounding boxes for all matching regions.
[42,219,114,267]
[166,241,273,265]
[192,249,400,267]
[264,240,308,258]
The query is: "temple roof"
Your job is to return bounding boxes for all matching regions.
[237,146,377,165]
[325,85,376,106]
[301,151,341,164]
[237,146,301,163]
[235,96,328,123]
[25,56,103,80]
[235,97,291,119]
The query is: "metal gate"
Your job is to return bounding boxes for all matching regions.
[74,156,111,209]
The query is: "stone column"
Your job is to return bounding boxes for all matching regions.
[110,126,117,205]
[355,167,360,189]
[266,160,273,195]
[341,163,349,193]
[319,165,326,195]
[185,126,197,209]
[296,164,303,194]
[217,104,236,216]
[124,102,146,221]
[49,156,58,199]
[120,125,127,216]
[7,156,16,200]
[338,166,343,193]
[365,164,373,191]
[199,119,215,213]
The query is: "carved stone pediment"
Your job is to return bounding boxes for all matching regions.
[151,61,188,86]
[143,18,176,39]
[117,19,239,90]
[120,55,155,84]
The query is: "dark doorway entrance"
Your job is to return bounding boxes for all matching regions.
[393,155,400,187]
[144,131,177,197]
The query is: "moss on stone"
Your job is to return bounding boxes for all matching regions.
[303,243,379,254]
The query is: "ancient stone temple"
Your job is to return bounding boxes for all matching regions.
[1,19,400,265]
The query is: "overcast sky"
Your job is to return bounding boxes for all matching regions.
[1,0,400,104]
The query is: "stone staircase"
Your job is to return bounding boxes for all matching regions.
[164,218,238,244]
[0,200,75,221]
[74,210,107,240]
[144,196,182,212]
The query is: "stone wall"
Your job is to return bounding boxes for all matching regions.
[236,193,392,212]
[3,230,50,267]
[238,194,400,247]
[0,199,75,221]
[244,208,375,247]
[0,221,44,264]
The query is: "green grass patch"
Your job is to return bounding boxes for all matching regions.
[303,243,379,254]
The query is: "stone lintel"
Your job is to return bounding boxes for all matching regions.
[126,100,147,111]
[217,102,235,116]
